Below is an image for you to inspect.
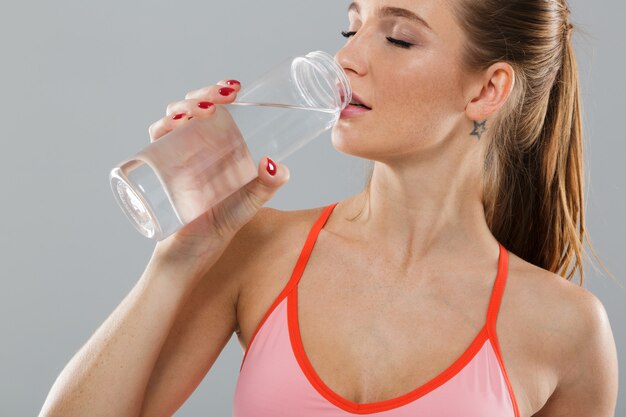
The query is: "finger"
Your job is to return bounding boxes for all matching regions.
[184,81,241,101]
[217,79,242,90]
[165,99,216,117]
[242,157,290,209]
[149,108,214,142]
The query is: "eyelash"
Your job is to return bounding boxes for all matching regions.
[340,30,414,49]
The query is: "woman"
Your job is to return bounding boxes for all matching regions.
[40,0,618,416]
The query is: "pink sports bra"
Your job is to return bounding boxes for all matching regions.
[232,202,521,416]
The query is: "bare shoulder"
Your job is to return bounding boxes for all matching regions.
[506,253,618,416]
[226,205,326,271]
[225,205,328,327]
[535,275,618,416]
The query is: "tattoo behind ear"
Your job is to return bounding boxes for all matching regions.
[470,120,487,141]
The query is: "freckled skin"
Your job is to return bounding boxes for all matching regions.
[326,0,515,266]
[332,0,484,163]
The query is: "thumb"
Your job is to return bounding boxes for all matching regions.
[242,156,290,209]
[208,156,290,240]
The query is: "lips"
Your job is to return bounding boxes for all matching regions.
[349,92,372,110]
[340,102,372,119]
[339,89,371,110]
[338,86,372,119]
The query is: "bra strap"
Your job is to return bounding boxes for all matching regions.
[283,202,338,295]
[486,242,509,333]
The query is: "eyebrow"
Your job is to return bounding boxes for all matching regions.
[347,2,434,32]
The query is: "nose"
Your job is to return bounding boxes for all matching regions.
[334,35,367,77]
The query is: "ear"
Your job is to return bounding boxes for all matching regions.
[465,62,515,121]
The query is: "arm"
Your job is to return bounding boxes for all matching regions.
[137,207,278,417]
[533,290,618,417]
[39,78,291,417]
[38,236,234,417]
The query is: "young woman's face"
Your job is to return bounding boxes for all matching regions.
[332,0,475,162]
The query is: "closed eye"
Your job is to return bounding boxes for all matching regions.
[340,30,414,49]
[385,36,413,49]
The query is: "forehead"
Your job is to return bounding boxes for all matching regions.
[347,0,453,32]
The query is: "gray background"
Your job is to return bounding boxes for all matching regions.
[0,1,623,416]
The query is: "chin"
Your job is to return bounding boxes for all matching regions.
[331,124,360,155]
[330,126,385,161]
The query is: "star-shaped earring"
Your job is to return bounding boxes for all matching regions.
[470,120,487,141]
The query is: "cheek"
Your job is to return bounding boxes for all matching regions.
[381,65,463,142]
[330,57,465,158]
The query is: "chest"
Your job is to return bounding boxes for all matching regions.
[236,248,558,417]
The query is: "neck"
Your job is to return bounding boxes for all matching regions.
[335,147,499,274]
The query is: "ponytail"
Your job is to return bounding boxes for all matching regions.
[532,32,588,284]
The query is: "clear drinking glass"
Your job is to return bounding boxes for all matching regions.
[109,50,351,241]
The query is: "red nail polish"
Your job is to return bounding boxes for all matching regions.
[219,87,235,96]
[197,101,214,109]
[226,79,240,86]
[172,113,186,120]
[266,157,277,176]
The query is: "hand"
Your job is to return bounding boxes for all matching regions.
[148,80,290,266]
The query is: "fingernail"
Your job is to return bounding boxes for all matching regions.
[226,79,240,86]
[219,87,235,96]
[266,157,277,176]
[172,113,186,120]
[197,101,214,109]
